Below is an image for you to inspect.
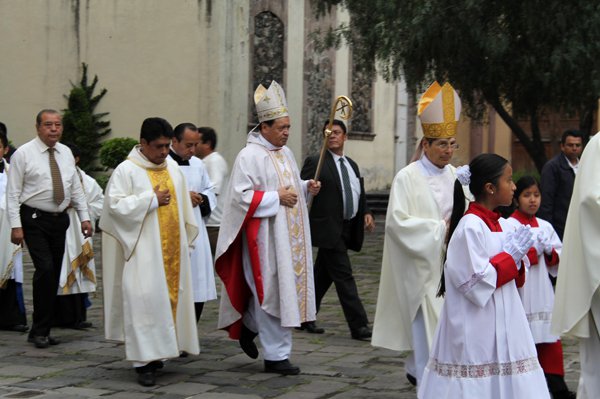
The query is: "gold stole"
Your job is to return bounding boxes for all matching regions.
[146,168,181,322]
[268,149,309,318]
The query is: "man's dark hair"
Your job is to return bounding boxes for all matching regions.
[198,126,217,150]
[561,129,583,144]
[140,117,173,142]
[322,119,347,134]
[65,142,82,159]
[0,132,8,148]
[173,122,197,141]
[0,122,6,136]
[36,109,60,125]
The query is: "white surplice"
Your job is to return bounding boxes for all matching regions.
[216,131,315,331]
[170,155,217,303]
[57,169,104,295]
[505,215,562,343]
[203,151,228,227]
[100,146,199,363]
[418,215,549,399]
[552,133,600,397]
[0,163,23,286]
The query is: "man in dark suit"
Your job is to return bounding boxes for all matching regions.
[300,119,375,341]
[538,130,583,239]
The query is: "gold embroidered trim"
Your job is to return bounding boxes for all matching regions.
[64,240,96,294]
[422,121,458,139]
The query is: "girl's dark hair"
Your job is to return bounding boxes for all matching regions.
[514,175,539,201]
[437,153,509,297]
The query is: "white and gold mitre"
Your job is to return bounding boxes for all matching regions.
[254,80,289,122]
[418,81,462,139]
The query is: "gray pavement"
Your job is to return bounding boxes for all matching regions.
[0,215,580,398]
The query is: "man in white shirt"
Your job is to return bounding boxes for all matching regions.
[196,126,229,256]
[6,109,92,349]
[300,119,375,340]
[372,82,463,386]
[169,123,217,323]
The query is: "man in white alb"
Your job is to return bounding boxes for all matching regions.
[372,82,464,386]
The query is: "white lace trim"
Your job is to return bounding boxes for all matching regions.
[457,272,486,294]
[428,357,541,379]
[527,311,552,323]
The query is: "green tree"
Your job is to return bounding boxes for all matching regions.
[315,0,600,171]
[62,63,111,172]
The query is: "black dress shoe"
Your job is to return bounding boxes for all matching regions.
[406,372,417,386]
[239,325,258,359]
[1,324,29,333]
[72,321,92,330]
[148,360,164,370]
[350,326,372,341]
[27,335,49,348]
[137,370,156,386]
[295,321,325,334]
[264,359,300,375]
[47,336,60,345]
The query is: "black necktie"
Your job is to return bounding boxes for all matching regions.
[339,158,354,220]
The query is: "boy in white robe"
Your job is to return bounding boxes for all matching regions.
[100,118,199,387]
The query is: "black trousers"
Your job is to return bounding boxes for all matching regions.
[314,223,368,332]
[53,293,87,327]
[21,205,70,337]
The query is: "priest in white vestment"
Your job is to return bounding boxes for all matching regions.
[169,122,217,322]
[552,132,600,399]
[216,81,320,375]
[372,81,466,386]
[54,144,104,329]
[100,118,199,387]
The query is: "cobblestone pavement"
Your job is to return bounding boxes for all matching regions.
[0,215,580,398]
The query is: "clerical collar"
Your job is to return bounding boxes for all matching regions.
[169,149,190,166]
[464,202,503,232]
[511,209,539,228]
[418,154,448,176]
[258,133,281,151]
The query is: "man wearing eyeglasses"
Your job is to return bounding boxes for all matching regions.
[372,82,466,387]
[6,109,92,349]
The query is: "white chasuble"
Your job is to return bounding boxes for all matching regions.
[100,146,199,363]
[216,131,315,332]
[372,161,459,352]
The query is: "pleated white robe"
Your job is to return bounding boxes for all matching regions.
[100,147,199,363]
[418,215,550,399]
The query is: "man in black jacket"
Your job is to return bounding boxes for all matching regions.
[300,119,375,341]
[538,130,583,239]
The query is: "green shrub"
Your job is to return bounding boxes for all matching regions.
[62,63,111,172]
[99,137,138,170]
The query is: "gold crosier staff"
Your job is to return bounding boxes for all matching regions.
[308,95,353,209]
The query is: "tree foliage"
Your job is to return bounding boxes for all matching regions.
[62,63,111,172]
[314,0,600,171]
